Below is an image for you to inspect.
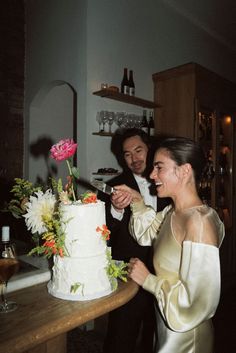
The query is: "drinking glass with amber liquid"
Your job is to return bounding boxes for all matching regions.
[0,226,19,313]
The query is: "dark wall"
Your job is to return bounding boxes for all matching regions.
[0,1,25,240]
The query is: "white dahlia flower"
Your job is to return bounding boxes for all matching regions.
[24,190,56,234]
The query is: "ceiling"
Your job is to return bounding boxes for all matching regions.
[164,0,236,52]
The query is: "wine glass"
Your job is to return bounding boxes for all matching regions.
[107,111,115,133]
[100,110,109,132]
[0,243,19,313]
[135,115,143,128]
[114,112,126,128]
[96,111,102,132]
[114,112,123,128]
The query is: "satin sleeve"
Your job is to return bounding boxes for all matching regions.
[129,200,172,246]
[143,241,221,332]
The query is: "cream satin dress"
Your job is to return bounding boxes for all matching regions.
[129,201,225,353]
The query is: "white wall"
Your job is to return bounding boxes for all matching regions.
[25,0,236,189]
[24,0,87,184]
[28,84,74,184]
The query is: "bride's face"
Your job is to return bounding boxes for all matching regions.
[150,149,183,198]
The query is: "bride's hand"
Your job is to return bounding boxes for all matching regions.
[128,258,150,286]
[112,185,142,206]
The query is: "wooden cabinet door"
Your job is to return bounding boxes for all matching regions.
[153,65,196,138]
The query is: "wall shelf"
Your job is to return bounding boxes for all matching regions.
[92,132,114,137]
[93,89,160,108]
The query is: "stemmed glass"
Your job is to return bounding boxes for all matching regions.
[100,110,109,132]
[134,115,143,128]
[114,112,125,128]
[107,111,115,133]
[0,243,19,313]
[96,111,103,132]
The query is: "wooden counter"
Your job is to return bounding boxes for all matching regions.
[0,279,138,353]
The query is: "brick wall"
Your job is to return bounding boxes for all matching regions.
[0,1,25,235]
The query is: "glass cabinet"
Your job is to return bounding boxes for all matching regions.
[196,108,234,230]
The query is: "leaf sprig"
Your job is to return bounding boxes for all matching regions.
[4,178,42,219]
[106,250,128,290]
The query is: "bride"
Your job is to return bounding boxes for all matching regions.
[112,136,224,353]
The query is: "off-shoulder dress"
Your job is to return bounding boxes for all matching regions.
[129,202,225,353]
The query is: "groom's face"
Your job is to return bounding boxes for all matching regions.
[123,135,148,176]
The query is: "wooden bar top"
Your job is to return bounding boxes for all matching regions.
[0,279,138,353]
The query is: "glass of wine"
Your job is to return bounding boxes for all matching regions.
[0,243,19,313]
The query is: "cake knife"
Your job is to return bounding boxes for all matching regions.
[90,180,115,195]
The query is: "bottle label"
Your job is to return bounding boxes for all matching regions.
[142,127,148,133]
[129,87,135,96]
[123,85,129,95]
[149,128,155,136]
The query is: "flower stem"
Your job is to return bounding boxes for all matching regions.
[66,160,76,201]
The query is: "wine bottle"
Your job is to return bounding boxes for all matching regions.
[141,110,148,134]
[128,70,135,96]
[1,226,11,258]
[1,226,16,259]
[148,111,155,136]
[1,226,18,266]
[121,68,129,95]
[219,152,227,175]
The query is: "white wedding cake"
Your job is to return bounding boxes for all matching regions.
[47,199,116,301]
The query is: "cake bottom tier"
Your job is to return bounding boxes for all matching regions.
[48,253,116,301]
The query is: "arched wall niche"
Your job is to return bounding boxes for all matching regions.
[27,80,77,186]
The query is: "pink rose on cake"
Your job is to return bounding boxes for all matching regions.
[50,138,77,161]
[50,138,79,202]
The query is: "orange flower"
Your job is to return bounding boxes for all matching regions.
[59,248,64,257]
[96,224,110,241]
[82,192,97,204]
[44,240,56,248]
